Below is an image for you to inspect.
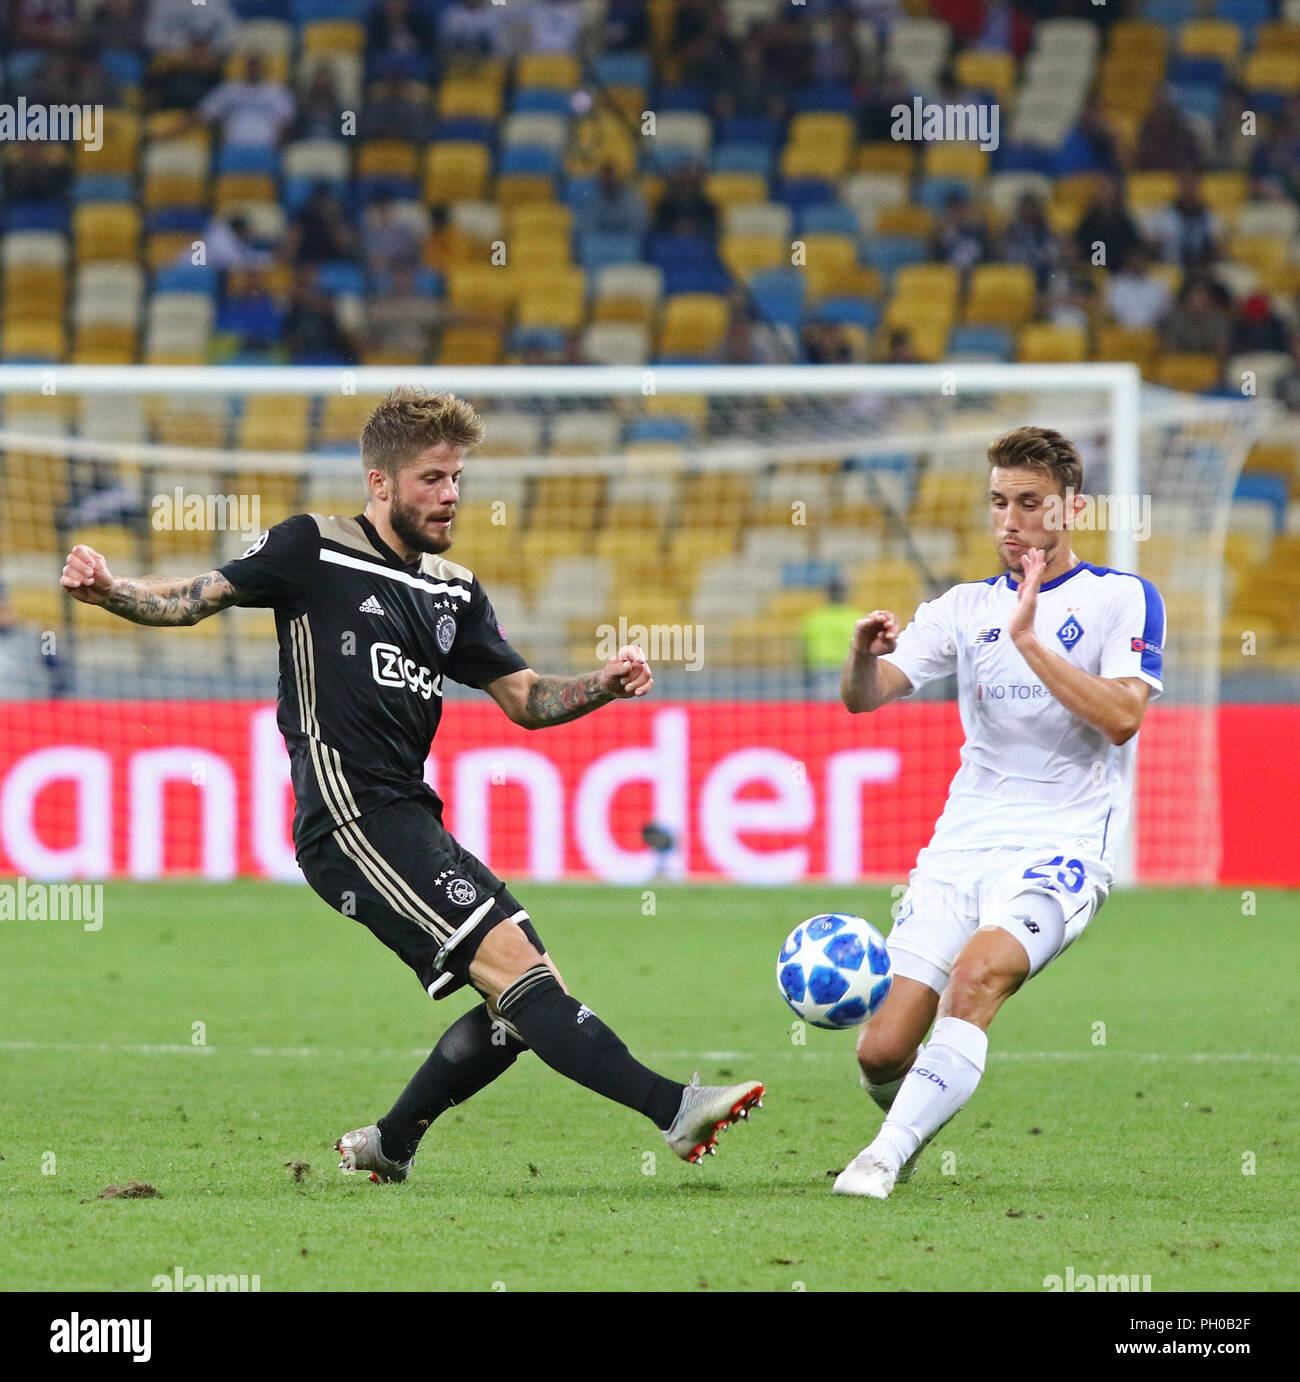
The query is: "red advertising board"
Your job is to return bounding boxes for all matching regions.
[0,701,1294,885]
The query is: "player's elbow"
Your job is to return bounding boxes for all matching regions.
[1108,715,1141,746]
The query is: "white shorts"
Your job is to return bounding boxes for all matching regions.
[887,844,1113,996]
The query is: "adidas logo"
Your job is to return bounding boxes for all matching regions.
[359,595,385,616]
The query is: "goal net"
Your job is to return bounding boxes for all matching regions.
[0,364,1267,888]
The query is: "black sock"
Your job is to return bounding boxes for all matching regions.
[377,1003,526,1161]
[496,966,684,1130]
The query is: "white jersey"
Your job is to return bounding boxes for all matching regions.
[881,561,1165,866]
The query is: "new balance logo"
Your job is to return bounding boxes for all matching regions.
[1015,914,1041,934]
[359,595,385,616]
[974,627,1001,644]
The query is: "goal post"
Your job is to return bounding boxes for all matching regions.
[0,363,1266,889]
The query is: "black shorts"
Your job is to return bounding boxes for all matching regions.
[297,797,545,999]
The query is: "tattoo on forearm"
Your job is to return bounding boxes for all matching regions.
[103,572,240,626]
[523,673,612,727]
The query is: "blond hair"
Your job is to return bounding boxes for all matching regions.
[360,388,485,479]
[987,425,1083,495]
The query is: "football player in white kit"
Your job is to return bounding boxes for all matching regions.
[832,426,1166,1198]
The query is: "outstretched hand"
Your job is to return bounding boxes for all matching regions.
[1007,546,1046,643]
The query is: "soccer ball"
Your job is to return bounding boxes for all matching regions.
[776,914,893,1030]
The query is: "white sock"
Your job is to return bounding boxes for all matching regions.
[869,1017,988,1173]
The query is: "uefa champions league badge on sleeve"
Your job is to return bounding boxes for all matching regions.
[238,531,269,559]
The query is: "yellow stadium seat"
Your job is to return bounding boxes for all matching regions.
[1200,171,1248,221]
[437,325,502,364]
[75,323,135,355]
[3,265,65,315]
[1126,171,1178,211]
[781,142,851,181]
[1099,74,1158,119]
[508,202,572,242]
[358,141,418,180]
[1018,322,1087,363]
[515,265,585,329]
[894,263,960,304]
[73,342,135,364]
[848,559,925,616]
[954,49,1016,101]
[857,142,914,176]
[1095,324,1158,373]
[494,174,555,207]
[902,322,950,363]
[519,529,591,562]
[704,172,769,206]
[1154,351,1220,393]
[447,265,518,322]
[438,75,504,121]
[517,52,580,89]
[721,233,786,282]
[912,473,986,530]
[533,475,605,525]
[1257,22,1300,54]
[238,397,311,451]
[318,395,371,448]
[214,173,275,212]
[1107,20,1168,62]
[923,143,990,183]
[425,142,492,204]
[74,203,140,262]
[76,112,139,176]
[643,392,707,428]
[301,19,365,54]
[508,232,571,268]
[566,113,637,178]
[874,205,934,238]
[1180,19,1243,62]
[146,231,194,271]
[1228,233,1289,275]
[144,171,207,208]
[1244,51,1300,94]
[965,263,1037,328]
[224,51,289,82]
[2,320,66,360]
[658,293,729,357]
[679,472,753,520]
[593,295,654,327]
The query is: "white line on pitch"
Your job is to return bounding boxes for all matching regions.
[0,1041,1296,1064]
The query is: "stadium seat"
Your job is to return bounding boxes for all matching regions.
[1154,352,1221,392]
[446,266,518,324]
[1180,19,1244,62]
[720,233,786,283]
[657,293,730,359]
[425,143,492,205]
[965,264,1037,329]
[1017,323,1087,363]
[515,266,586,330]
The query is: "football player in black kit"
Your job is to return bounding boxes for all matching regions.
[62,388,763,1181]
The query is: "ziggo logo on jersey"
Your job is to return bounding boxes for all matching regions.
[370,643,442,700]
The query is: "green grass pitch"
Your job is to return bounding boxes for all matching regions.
[2,880,1297,1292]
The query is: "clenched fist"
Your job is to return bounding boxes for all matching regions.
[851,610,901,657]
[61,544,114,606]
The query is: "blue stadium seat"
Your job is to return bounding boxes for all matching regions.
[592,52,652,88]
[625,416,694,443]
[509,325,568,356]
[217,144,279,175]
[1,203,69,234]
[100,49,144,88]
[356,177,419,207]
[862,236,927,274]
[657,84,710,112]
[364,52,429,83]
[230,0,289,16]
[578,230,644,271]
[797,204,859,237]
[499,145,560,175]
[806,296,881,330]
[712,143,773,175]
[563,175,598,210]
[1141,0,1189,26]
[148,208,206,234]
[1166,81,1224,122]
[1169,56,1228,86]
[1233,473,1289,531]
[314,261,365,297]
[918,176,974,213]
[1216,0,1271,44]
[154,263,218,295]
[993,143,1055,173]
[511,89,572,115]
[648,233,730,296]
[435,118,496,143]
[948,325,1014,359]
[216,297,285,345]
[73,175,134,203]
[290,0,359,20]
[790,83,855,113]
[782,560,842,589]
[4,51,44,88]
[779,178,835,209]
[748,268,805,330]
[718,116,779,147]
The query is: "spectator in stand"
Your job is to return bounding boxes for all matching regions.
[715,33,785,123]
[283,265,357,365]
[293,64,346,141]
[34,42,120,109]
[718,296,794,364]
[144,0,236,55]
[4,142,71,201]
[1229,293,1295,357]
[364,264,441,361]
[198,54,296,149]
[439,0,516,59]
[813,5,868,88]
[802,321,855,364]
[974,0,1014,51]
[853,0,903,42]
[1048,270,1097,334]
[148,37,224,111]
[364,198,423,277]
[882,327,921,363]
[1158,276,1233,358]
[679,7,738,91]
[196,213,272,272]
[858,65,914,142]
[762,10,815,93]
[362,71,433,140]
[1054,98,1121,175]
[602,0,648,51]
[1135,90,1203,172]
[800,577,861,698]
[1105,245,1172,330]
[1001,192,1058,291]
[526,0,583,54]
[1074,175,1142,274]
[930,188,989,279]
[0,581,52,699]
[1249,108,1300,203]
[367,0,434,62]
[651,162,718,239]
[1214,82,1256,173]
[218,266,286,357]
[580,162,648,239]
[87,0,143,48]
[1148,171,1221,272]
[287,182,358,265]
[9,0,79,48]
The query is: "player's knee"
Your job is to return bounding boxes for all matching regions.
[947,944,1025,1021]
[855,1022,917,1083]
[469,919,546,1002]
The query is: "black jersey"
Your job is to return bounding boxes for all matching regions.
[219,512,529,851]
